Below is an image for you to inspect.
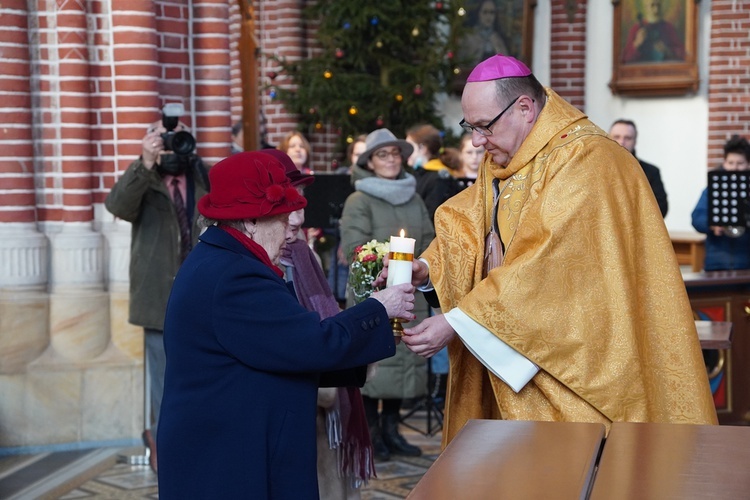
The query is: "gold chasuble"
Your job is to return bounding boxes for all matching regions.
[424,88,717,446]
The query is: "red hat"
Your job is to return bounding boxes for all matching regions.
[198,151,307,220]
[258,149,315,187]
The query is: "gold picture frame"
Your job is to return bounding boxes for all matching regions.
[610,0,699,96]
[451,0,536,94]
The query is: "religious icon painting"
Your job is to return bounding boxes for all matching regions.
[610,0,699,96]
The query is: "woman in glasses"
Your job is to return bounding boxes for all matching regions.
[339,128,435,462]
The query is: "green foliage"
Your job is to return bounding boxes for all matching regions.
[271,0,465,150]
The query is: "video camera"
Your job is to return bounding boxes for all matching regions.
[158,103,198,176]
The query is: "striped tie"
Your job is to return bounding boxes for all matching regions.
[172,178,191,263]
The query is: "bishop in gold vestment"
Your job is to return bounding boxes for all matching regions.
[402,55,717,447]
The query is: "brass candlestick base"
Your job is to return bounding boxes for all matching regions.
[391,318,404,337]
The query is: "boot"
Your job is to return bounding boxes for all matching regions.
[382,414,422,457]
[369,422,391,462]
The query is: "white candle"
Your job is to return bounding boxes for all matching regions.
[387,231,415,287]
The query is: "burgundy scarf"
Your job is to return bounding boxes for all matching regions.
[282,238,376,485]
[220,224,284,278]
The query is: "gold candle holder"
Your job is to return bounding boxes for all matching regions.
[391,318,404,337]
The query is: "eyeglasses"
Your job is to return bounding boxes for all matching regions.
[459,96,521,137]
[373,150,402,161]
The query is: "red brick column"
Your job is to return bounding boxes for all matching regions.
[55,0,95,223]
[259,0,305,145]
[192,0,232,164]
[24,0,95,223]
[707,0,750,166]
[0,0,37,223]
[102,0,160,186]
[229,1,243,126]
[549,0,587,110]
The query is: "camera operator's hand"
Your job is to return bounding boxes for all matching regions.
[141,124,166,170]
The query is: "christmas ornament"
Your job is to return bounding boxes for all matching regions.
[411,27,420,37]
[269,88,277,99]
[436,2,443,10]
[343,21,351,29]
[376,116,384,127]
[346,135,354,144]
[458,7,466,16]
[453,67,461,75]
[447,51,454,60]
[395,94,403,102]
[309,107,317,115]
[324,70,333,79]
[349,106,358,116]
[331,159,339,169]
[268,71,278,80]
[315,122,323,130]
[370,16,379,26]
[375,40,383,48]
[414,84,423,96]
[335,48,344,59]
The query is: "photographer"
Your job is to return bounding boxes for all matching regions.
[105,104,209,473]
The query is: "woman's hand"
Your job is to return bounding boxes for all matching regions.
[370,283,415,321]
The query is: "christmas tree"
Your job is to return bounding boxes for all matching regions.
[271,1,466,150]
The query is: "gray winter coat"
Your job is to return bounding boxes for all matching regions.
[340,165,435,399]
[105,158,209,331]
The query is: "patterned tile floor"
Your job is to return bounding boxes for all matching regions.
[0,410,441,499]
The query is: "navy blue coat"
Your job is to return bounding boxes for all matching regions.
[157,226,396,499]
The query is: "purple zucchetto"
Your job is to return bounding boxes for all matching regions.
[466,54,532,82]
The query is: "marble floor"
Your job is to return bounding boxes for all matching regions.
[0,409,442,499]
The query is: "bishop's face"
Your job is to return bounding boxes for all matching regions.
[461,80,530,168]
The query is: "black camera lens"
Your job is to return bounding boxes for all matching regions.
[161,131,196,156]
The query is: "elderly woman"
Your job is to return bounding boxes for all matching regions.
[340,128,435,461]
[156,151,415,499]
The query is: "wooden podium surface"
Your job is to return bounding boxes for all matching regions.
[695,320,732,349]
[670,231,706,272]
[590,422,750,499]
[407,420,605,500]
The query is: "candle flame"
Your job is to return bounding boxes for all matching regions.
[400,229,405,237]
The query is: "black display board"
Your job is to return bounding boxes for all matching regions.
[708,170,750,228]
[301,174,354,229]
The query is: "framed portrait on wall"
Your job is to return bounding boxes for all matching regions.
[451,0,536,94]
[610,0,699,96]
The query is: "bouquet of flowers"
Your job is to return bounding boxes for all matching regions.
[348,239,390,303]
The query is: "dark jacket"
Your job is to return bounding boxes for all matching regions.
[691,187,750,271]
[413,165,460,221]
[104,158,209,330]
[637,158,669,217]
[157,226,396,499]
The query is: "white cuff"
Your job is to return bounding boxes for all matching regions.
[416,258,434,292]
[444,308,539,393]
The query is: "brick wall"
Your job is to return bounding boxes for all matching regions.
[549,0,587,110]
[0,0,36,223]
[0,0,236,219]
[707,0,750,166]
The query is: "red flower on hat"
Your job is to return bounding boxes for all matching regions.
[241,157,294,216]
